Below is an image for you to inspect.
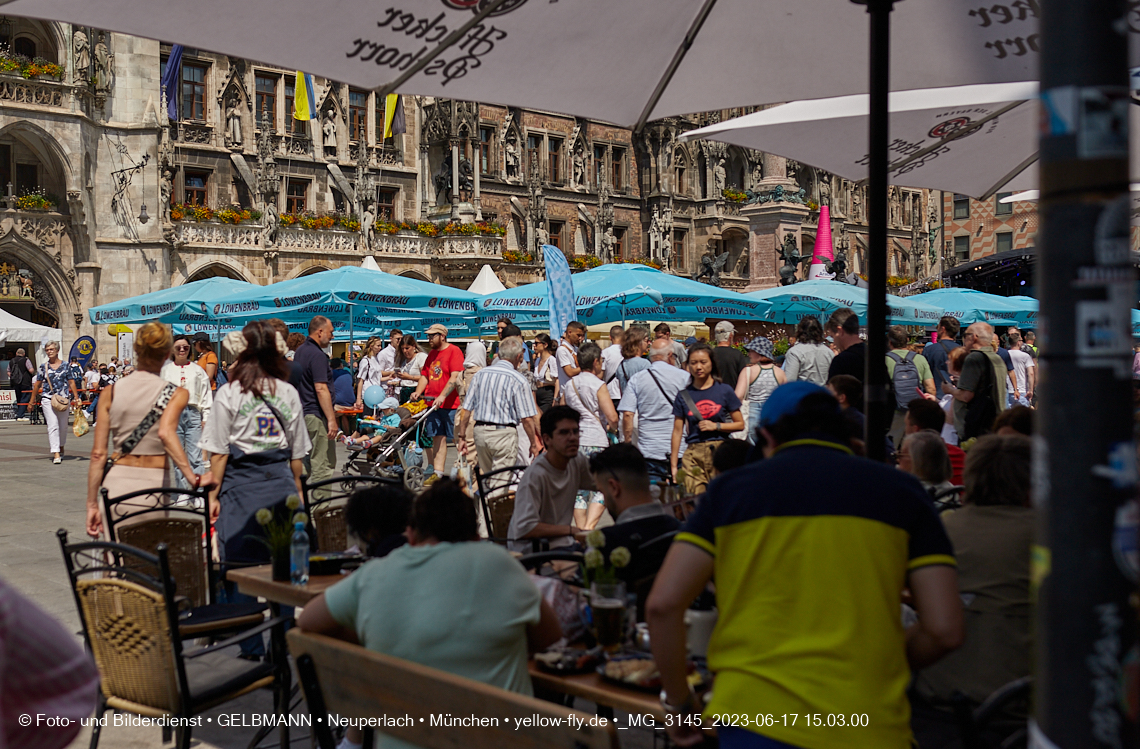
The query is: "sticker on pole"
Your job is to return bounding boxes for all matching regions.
[1113,500,1140,584]
[1076,300,1130,358]
[1078,86,1130,160]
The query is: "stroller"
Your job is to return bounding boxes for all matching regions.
[342,399,439,492]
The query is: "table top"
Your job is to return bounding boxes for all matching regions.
[527,661,665,721]
[227,565,344,608]
[231,564,667,719]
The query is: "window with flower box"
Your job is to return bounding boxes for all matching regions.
[184,170,208,205]
[376,187,397,221]
[286,179,307,214]
[13,37,35,58]
[181,63,207,122]
[349,89,368,142]
[255,74,276,129]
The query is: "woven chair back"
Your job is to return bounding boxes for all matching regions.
[117,516,208,608]
[76,578,181,714]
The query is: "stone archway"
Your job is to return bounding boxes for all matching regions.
[0,233,80,331]
[722,228,749,278]
[183,260,256,284]
[398,270,431,282]
[284,262,330,280]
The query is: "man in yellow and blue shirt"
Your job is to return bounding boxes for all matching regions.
[647,382,964,749]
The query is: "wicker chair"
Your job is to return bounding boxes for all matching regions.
[472,464,529,545]
[101,486,266,637]
[302,474,402,553]
[57,530,289,749]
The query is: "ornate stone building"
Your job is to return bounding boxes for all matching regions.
[0,22,940,361]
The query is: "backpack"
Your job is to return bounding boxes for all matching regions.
[887,351,921,411]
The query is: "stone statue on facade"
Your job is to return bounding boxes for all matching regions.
[648,206,661,258]
[160,168,172,223]
[225,95,243,148]
[323,109,338,159]
[457,157,474,198]
[73,29,90,73]
[360,203,375,252]
[888,187,901,227]
[572,142,585,190]
[535,225,549,248]
[505,137,519,180]
[750,161,764,190]
[778,232,805,286]
[93,32,113,93]
[434,152,453,205]
[713,158,727,195]
[601,227,616,263]
[262,202,279,246]
[851,188,863,223]
[819,174,831,207]
[826,249,849,282]
[927,201,941,267]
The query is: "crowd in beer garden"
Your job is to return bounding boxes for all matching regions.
[3,289,1061,749]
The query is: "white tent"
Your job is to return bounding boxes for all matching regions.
[467,265,506,295]
[0,307,62,351]
[360,256,381,271]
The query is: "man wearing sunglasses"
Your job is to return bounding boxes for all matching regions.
[411,324,465,483]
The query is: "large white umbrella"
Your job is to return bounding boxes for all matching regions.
[4,0,1056,128]
[682,82,1040,199]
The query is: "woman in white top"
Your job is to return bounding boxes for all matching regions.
[390,334,428,403]
[354,337,387,409]
[782,316,834,385]
[201,320,312,566]
[532,333,558,413]
[161,334,214,493]
[563,341,618,530]
[735,337,787,445]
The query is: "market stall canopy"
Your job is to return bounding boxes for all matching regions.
[746,279,943,327]
[481,264,770,330]
[682,82,1040,199]
[203,265,483,336]
[87,277,253,326]
[0,307,62,348]
[2,0,1064,128]
[467,265,506,295]
[909,287,1038,326]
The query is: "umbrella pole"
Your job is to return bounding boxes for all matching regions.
[348,303,355,369]
[854,0,894,463]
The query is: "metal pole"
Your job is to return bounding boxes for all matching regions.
[852,0,894,462]
[1035,1,1136,746]
[348,303,355,370]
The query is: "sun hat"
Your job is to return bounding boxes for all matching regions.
[425,323,449,337]
[744,337,774,360]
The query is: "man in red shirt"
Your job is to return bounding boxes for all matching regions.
[906,398,965,486]
[411,323,465,482]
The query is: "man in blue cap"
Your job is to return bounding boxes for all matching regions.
[647,382,963,749]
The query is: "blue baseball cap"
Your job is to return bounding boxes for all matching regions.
[759,381,832,428]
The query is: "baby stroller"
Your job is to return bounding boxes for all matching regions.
[343,399,438,492]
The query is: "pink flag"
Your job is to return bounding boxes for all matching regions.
[814,205,834,263]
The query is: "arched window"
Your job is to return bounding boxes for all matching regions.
[674,160,686,196]
[13,37,36,58]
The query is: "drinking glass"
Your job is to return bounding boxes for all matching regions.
[591,581,627,652]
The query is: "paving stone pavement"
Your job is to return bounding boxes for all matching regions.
[1,420,649,749]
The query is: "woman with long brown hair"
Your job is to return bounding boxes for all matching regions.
[85,322,213,538]
[390,334,428,403]
[200,320,311,566]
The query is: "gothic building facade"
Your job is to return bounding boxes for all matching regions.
[0,22,940,358]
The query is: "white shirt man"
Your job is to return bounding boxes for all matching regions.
[617,339,691,480]
[556,322,585,394]
[602,326,625,400]
[456,337,541,487]
[1007,347,1035,406]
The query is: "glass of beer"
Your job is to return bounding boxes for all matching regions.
[591,581,627,652]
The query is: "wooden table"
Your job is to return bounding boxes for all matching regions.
[226,564,344,608]
[528,662,666,721]
[230,565,669,723]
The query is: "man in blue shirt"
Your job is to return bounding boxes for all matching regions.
[922,317,961,399]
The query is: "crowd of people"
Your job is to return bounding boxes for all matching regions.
[3,308,1045,749]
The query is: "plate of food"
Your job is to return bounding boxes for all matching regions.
[535,646,604,674]
[598,655,710,693]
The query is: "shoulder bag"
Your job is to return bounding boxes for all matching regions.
[102,383,177,482]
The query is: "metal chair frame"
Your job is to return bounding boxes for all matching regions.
[302,474,403,553]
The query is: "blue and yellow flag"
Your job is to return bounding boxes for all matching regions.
[382,93,406,139]
[293,71,317,121]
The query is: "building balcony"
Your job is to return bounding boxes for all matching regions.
[0,72,90,114]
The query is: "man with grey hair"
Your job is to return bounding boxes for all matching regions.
[618,337,691,481]
[711,320,747,391]
[944,322,1007,440]
[456,336,542,490]
[9,347,33,421]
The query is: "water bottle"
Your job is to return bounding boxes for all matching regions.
[290,522,310,586]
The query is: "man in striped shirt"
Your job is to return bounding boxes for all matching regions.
[457,336,542,482]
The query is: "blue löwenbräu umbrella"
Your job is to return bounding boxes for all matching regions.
[202,266,484,337]
[909,287,1037,327]
[480,264,770,330]
[745,279,943,327]
[88,277,252,326]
